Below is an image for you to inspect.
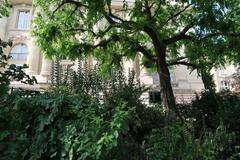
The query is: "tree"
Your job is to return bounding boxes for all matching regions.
[33,0,240,118]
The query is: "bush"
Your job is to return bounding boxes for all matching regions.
[179,91,240,134]
[0,70,160,160]
[145,123,236,160]
[1,51,240,159]
[178,91,240,159]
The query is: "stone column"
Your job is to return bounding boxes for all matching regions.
[40,57,51,77]
[0,17,7,39]
[26,39,41,75]
[134,55,140,78]
[87,56,94,69]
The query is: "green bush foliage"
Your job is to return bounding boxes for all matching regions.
[0,69,156,160]
[1,66,240,159]
[145,123,236,160]
[1,38,239,159]
[179,91,240,159]
[179,91,240,134]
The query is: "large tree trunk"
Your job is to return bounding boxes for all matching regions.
[200,69,216,92]
[156,53,177,120]
[142,26,179,120]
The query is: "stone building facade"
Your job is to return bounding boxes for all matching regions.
[212,65,240,92]
[0,0,206,103]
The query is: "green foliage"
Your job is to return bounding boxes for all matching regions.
[0,69,149,160]
[145,123,236,160]
[180,91,240,134]
[2,1,240,159]
[179,91,240,159]
[1,67,240,159]
[51,57,63,85]
[33,0,240,72]
[33,0,240,111]
[0,0,10,18]
[0,40,37,160]
[0,40,37,97]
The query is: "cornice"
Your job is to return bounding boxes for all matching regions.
[9,0,32,5]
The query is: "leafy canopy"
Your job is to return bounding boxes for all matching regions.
[33,0,240,71]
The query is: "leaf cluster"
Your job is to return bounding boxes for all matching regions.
[0,39,37,98]
[0,0,10,18]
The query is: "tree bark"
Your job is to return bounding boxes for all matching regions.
[142,26,179,120]
[156,52,177,120]
[200,69,216,92]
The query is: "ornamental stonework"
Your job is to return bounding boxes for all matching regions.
[9,34,30,42]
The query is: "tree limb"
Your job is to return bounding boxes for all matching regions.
[165,34,193,45]
[53,0,88,14]
[135,43,155,61]
[144,0,152,19]
[164,25,194,45]
[162,3,192,27]
[168,61,198,68]
[93,35,120,48]
[152,2,161,18]
[143,26,166,55]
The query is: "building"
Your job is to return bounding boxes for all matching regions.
[0,0,206,103]
[212,65,240,92]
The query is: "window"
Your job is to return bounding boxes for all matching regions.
[10,44,28,60]
[219,68,226,76]
[220,80,230,90]
[17,11,30,29]
[149,91,161,103]
[170,71,175,82]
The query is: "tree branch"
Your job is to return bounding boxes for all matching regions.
[164,25,194,45]
[93,35,120,48]
[53,0,88,14]
[169,56,187,62]
[165,34,194,45]
[143,26,166,55]
[162,3,192,27]
[168,61,198,68]
[96,25,114,37]
[103,7,138,31]
[152,2,161,18]
[135,43,155,61]
[70,5,78,17]
[144,0,152,19]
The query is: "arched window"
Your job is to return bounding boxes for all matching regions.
[10,44,28,60]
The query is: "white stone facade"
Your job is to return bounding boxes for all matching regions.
[212,65,240,92]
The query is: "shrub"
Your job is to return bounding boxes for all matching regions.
[145,123,236,160]
[178,91,240,159]
[0,70,155,160]
[1,51,240,159]
[179,91,240,134]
